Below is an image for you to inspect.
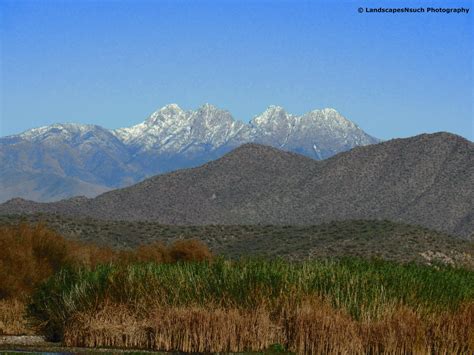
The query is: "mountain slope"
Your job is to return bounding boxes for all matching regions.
[1,132,472,238]
[296,132,474,238]
[0,124,141,201]
[0,104,378,202]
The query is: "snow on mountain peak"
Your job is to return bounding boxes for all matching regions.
[6,103,378,160]
[17,123,104,140]
[163,103,182,110]
[321,108,339,114]
[199,103,220,112]
[265,105,286,112]
[0,103,382,203]
[194,104,235,126]
[146,104,185,124]
[302,108,357,129]
[251,105,292,126]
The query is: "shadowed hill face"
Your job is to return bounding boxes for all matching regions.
[86,143,318,223]
[296,133,474,237]
[0,133,472,238]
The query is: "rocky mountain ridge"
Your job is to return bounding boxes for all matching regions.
[0,104,378,201]
[1,132,472,239]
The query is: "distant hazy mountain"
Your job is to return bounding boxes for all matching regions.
[2,132,472,239]
[0,123,141,202]
[0,104,378,202]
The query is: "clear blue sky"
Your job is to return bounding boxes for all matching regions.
[1,0,472,140]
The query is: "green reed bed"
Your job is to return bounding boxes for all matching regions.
[28,257,474,342]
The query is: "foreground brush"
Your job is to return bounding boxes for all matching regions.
[27,258,474,353]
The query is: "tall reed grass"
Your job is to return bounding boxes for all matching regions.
[28,258,474,352]
[0,223,212,337]
[2,223,473,352]
[0,299,33,335]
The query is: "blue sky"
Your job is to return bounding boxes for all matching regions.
[1,0,472,140]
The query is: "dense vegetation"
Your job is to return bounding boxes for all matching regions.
[0,223,211,300]
[0,223,211,337]
[1,214,473,267]
[1,223,473,353]
[28,258,474,353]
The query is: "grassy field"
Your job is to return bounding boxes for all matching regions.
[1,214,473,267]
[1,223,473,353]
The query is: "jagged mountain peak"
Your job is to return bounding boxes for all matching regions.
[194,103,234,122]
[251,105,293,126]
[162,103,182,110]
[5,105,379,155]
[145,103,186,125]
[264,105,286,113]
[1,103,381,202]
[144,103,235,128]
[198,103,223,112]
[158,103,184,114]
[302,108,357,128]
[320,107,340,114]
[306,107,343,118]
[259,105,290,117]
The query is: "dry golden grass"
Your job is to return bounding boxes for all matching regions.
[0,299,34,335]
[65,304,279,352]
[428,302,474,353]
[61,297,474,354]
[285,297,361,354]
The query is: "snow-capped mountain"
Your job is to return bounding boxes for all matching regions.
[114,104,248,155]
[0,104,379,202]
[248,106,375,159]
[113,103,377,160]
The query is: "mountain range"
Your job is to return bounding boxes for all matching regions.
[0,104,378,202]
[1,132,472,239]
